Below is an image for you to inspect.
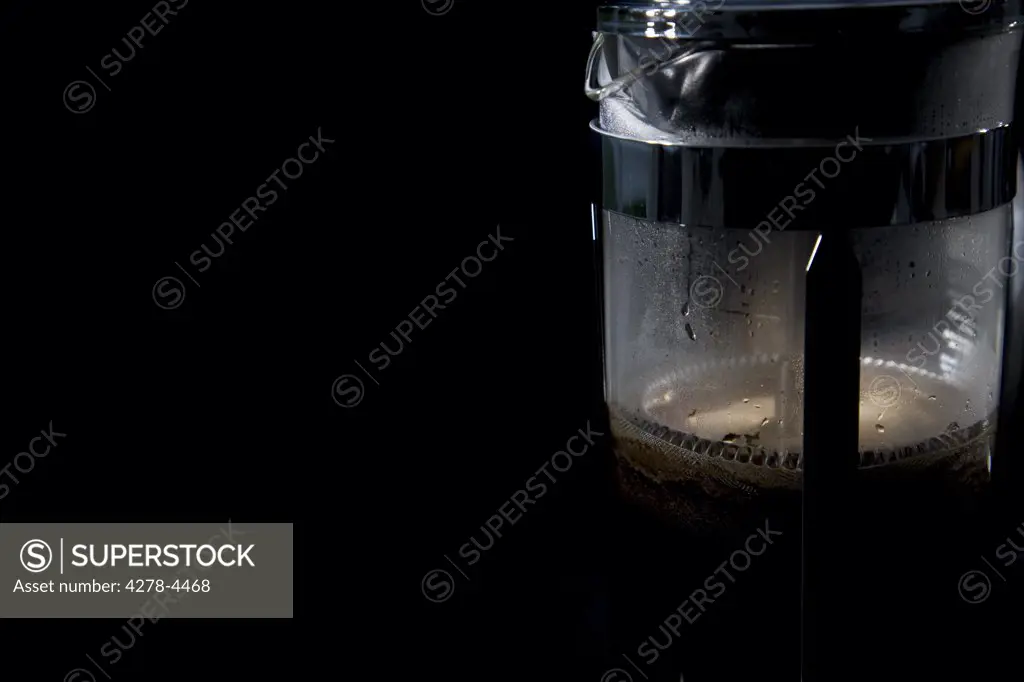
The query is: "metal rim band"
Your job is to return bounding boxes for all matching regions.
[598,124,1017,229]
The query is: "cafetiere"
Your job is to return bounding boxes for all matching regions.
[587,1,1022,679]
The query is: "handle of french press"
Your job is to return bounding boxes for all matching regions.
[802,227,862,682]
[993,152,1024,500]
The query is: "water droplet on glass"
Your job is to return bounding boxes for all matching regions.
[761,417,770,427]
[723,433,738,444]
[743,398,750,403]
[681,302,690,317]
[875,424,885,433]
[685,323,696,341]
[928,395,936,401]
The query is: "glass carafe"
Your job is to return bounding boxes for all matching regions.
[588,2,1022,680]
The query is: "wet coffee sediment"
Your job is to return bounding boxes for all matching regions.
[609,382,994,533]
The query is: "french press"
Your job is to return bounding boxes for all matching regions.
[587,1,1022,679]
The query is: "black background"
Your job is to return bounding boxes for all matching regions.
[1,0,1021,680]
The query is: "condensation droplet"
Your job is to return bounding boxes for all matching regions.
[761,417,770,427]
[681,302,690,317]
[743,398,750,403]
[875,424,885,433]
[685,323,696,341]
